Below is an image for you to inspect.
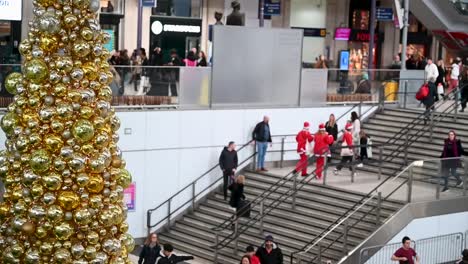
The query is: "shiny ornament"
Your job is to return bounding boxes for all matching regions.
[23,58,49,83]
[72,119,95,142]
[58,191,80,211]
[4,72,22,95]
[29,150,51,174]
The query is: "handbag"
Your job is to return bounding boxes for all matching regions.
[340,141,354,156]
[437,83,444,95]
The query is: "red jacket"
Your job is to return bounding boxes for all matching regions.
[342,131,353,149]
[250,255,260,264]
[296,130,314,154]
[313,132,334,155]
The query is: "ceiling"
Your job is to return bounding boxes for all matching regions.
[409,0,468,31]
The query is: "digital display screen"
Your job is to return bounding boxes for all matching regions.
[340,50,350,71]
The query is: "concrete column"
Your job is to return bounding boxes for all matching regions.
[271,0,291,28]
[21,0,34,41]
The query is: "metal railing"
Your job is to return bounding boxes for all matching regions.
[359,240,415,264]
[360,232,465,264]
[296,156,468,264]
[291,85,464,263]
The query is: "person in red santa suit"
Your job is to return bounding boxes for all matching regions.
[313,124,335,179]
[294,122,314,176]
[334,122,355,175]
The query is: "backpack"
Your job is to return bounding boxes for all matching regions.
[415,84,430,101]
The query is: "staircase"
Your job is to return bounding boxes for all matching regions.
[359,107,468,182]
[157,170,404,264]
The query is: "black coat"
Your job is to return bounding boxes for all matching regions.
[325,122,338,141]
[138,244,161,264]
[229,182,245,208]
[157,254,194,264]
[355,79,371,94]
[256,243,283,264]
[219,147,238,171]
[226,11,244,26]
[253,122,272,142]
[422,82,436,107]
[440,139,466,169]
[197,58,208,67]
[436,65,445,85]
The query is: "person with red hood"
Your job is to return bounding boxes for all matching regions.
[313,124,334,179]
[334,122,355,176]
[294,122,314,176]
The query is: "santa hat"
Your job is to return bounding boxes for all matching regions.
[345,123,353,130]
[319,123,326,131]
[303,122,310,129]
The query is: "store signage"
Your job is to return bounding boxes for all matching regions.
[292,27,326,38]
[151,20,201,35]
[335,28,351,41]
[0,0,22,21]
[143,0,157,7]
[376,7,393,21]
[124,183,136,211]
[339,50,350,71]
[264,0,281,16]
[350,30,381,42]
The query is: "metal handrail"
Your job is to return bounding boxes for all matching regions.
[210,78,434,253]
[291,85,464,262]
[299,156,466,263]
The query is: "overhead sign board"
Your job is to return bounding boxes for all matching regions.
[0,0,22,21]
[150,16,202,37]
[264,0,281,16]
[142,0,157,7]
[376,7,393,21]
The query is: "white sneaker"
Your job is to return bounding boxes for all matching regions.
[357,163,364,168]
[352,173,357,177]
[333,169,339,175]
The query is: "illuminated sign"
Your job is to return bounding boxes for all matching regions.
[151,20,201,35]
[0,0,22,21]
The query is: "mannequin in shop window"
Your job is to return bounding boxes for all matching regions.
[226,1,245,26]
[107,1,114,12]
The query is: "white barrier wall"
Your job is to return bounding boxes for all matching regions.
[0,105,376,239]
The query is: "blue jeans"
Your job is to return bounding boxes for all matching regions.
[257,142,268,169]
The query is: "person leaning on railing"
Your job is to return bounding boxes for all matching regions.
[440,130,467,193]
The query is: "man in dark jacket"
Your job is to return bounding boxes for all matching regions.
[253,116,272,172]
[157,243,194,264]
[219,141,238,200]
[256,235,283,264]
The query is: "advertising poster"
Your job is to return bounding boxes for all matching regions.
[124,183,136,211]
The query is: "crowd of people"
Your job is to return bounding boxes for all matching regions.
[107,47,208,96]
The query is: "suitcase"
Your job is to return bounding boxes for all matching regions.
[236,199,251,218]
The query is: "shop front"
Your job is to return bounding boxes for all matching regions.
[347,29,383,73]
[0,0,22,64]
[149,16,202,61]
[99,0,125,51]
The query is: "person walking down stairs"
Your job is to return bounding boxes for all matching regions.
[139,233,161,264]
[294,122,314,176]
[334,122,356,177]
[313,124,334,179]
[255,235,283,264]
[440,130,467,192]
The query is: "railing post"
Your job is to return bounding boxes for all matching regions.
[252,141,257,170]
[259,200,264,234]
[233,218,239,254]
[146,210,152,236]
[404,133,409,165]
[403,80,408,109]
[430,110,434,142]
[280,137,285,168]
[376,192,382,226]
[167,198,172,230]
[358,100,362,117]
[297,254,302,264]
[318,243,322,264]
[351,152,355,183]
[323,154,328,186]
[191,182,196,212]
[343,220,348,255]
[378,146,383,180]
[407,166,413,203]
[463,158,467,197]
[436,165,441,200]
[214,231,219,263]
[292,176,297,210]
[454,88,459,123]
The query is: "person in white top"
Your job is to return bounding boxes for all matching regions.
[351,111,361,156]
[449,58,461,94]
[425,58,439,103]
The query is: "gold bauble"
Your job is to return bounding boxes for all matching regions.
[40,35,58,53]
[73,40,91,58]
[72,119,95,142]
[23,59,49,83]
[44,135,64,152]
[58,191,80,210]
[89,195,103,209]
[117,169,132,188]
[87,174,104,193]
[84,246,97,260]
[24,249,41,264]
[42,173,63,190]
[54,222,74,241]
[1,112,18,136]
[4,72,22,95]
[40,241,54,255]
[30,149,51,174]
[19,39,32,56]
[47,205,64,223]
[71,243,85,258]
[54,248,72,261]
[74,208,92,225]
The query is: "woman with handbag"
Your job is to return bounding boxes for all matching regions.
[334,122,355,176]
[440,130,466,192]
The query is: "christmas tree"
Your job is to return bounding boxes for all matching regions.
[0,0,134,263]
